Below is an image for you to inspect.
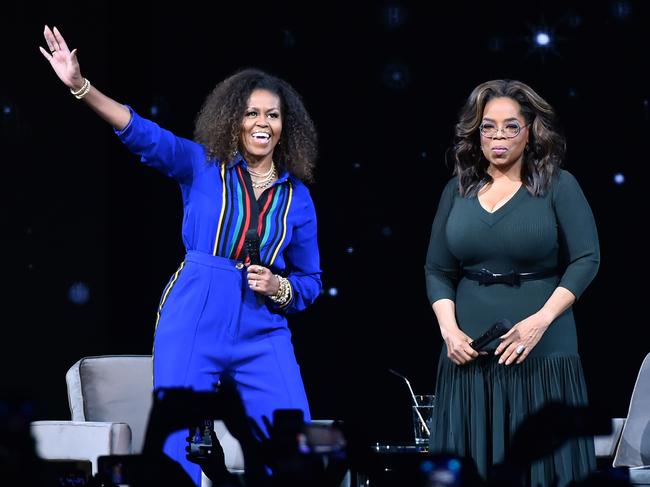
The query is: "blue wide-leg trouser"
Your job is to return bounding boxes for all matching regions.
[153,250,310,485]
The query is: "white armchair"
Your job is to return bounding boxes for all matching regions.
[611,352,650,485]
[29,355,244,483]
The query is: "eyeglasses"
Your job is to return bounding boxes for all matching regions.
[479,121,528,139]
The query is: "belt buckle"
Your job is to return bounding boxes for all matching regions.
[502,270,520,286]
[477,268,497,285]
[477,268,520,286]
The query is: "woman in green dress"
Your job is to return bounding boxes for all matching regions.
[424,79,599,487]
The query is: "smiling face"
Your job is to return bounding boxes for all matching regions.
[480,97,529,172]
[240,89,283,165]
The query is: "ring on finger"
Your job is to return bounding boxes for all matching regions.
[515,345,525,354]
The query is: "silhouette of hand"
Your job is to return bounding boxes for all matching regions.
[185,429,238,484]
[142,387,221,457]
[216,376,257,446]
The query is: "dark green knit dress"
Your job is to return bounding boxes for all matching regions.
[424,170,599,487]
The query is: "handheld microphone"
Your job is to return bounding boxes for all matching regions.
[244,229,261,266]
[244,229,264,304]
[470,318,513,351]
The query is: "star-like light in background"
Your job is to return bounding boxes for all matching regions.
[68,281,90,305]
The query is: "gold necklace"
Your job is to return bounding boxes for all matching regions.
[250,165,277,189]
[248,163,274,178]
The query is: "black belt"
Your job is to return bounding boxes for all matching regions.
[462,268,558,286]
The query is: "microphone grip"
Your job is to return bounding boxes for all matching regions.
[245,229,261,265]
[470,319,513,351]
[244,229,264,304]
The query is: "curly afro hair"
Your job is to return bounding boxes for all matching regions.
[194,68,318,183]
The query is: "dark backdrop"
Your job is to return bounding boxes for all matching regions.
[4,1,647,443]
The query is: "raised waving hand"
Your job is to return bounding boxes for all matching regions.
[39,25,131,130]
[39,25,84,91]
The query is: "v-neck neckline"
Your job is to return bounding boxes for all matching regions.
[475,184,526,226]
[477,183,524,214]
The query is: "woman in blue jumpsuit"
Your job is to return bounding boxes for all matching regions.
[41,25,321,485]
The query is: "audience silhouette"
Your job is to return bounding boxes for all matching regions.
[4,384,635,486]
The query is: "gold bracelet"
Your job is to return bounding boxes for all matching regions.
[70,78,91,99]
[70,78,88,96]
[269,275,292,306]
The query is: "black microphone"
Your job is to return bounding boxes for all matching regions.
[244,229,261,266]
[244,229,264,304]
[469,318,513,351]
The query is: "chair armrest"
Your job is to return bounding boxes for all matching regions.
[629,466,650,484]
[213,420,244,473]
[594,417,626,459]
[30,420,132,475]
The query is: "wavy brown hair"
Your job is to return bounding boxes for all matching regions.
[449,79,565,197]
[194,68,318,182]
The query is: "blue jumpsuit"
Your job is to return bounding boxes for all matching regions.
[115,108,322,484]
